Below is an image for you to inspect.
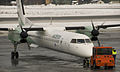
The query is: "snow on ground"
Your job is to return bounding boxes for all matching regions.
[0,4,120,17]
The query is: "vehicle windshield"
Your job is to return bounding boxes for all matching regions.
[95,48,112,55]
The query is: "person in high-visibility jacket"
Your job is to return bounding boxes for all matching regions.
[112,48,117,61]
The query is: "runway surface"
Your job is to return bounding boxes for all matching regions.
[0,29,120,72]
[0,15,120,24]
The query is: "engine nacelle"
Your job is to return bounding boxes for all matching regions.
[8,28,15,31]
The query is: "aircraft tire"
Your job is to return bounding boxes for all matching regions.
[11,52,19,59]
[15,52,19,59]
[11,52,15,59]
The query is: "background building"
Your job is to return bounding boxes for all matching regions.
[0,0,11,5]
[0,0,120,5]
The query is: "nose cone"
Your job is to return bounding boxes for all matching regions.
[71,43,94,58]
[83,44,93,57]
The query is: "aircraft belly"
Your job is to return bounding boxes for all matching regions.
[30,36,61,51]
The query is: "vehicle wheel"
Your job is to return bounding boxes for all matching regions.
[108,66,114,69]
[93,62,100,69]
[91,66,93,70]
[96,66,100,69]
[104,66,108,69]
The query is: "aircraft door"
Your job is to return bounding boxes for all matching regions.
[58,38,63,49]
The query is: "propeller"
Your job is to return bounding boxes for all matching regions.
[90,20,105,46]
[20,24,33,39]
[19,25,33,50]
[91,20,99,37]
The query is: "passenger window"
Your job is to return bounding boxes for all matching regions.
[71,39,76,43]
[77,39,85,43]
[85,39,91,43]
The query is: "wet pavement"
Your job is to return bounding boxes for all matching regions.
[0,30,120,72]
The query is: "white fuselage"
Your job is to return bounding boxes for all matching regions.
[28,27,94,57]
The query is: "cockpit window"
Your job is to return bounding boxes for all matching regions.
[71,39,85,43]
[85,39,91,43]
[77,39,85,43]
[71,39,76,43]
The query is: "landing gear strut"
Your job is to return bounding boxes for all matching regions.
[11,42,19,59]
[83,58,89,68]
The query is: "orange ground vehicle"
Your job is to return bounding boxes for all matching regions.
[90,46,115,69]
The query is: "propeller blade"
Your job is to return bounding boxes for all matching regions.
[91,20,95,30]
[26,24,33,32]
[97,22,105,30]
[19,25,24,32]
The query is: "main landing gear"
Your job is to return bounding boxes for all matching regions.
[83,58,89,68]
[11,43,19,60]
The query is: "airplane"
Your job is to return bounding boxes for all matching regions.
[0,0,120,67]
[0,0,94,66]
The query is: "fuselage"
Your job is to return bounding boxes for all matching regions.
[28,27,94,57]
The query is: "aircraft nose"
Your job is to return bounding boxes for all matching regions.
[85,46,93,57]
[77,44,93,57]
[69,43,93,57]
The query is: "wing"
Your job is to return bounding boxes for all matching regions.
[0,27,44,31]
[65,26,85,30]
[0,28,9,31]
[65,23,120,31]
[97,24,120,30]
[24,27,44,31]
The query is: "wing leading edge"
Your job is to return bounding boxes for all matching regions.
[65,26,85,30]
[97,24,120,30]
[0,27,44,31]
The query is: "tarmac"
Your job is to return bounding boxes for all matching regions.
[0,16,120,72]
[0,29,120,72]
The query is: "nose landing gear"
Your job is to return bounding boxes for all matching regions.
[11,42,19,60]
[83,58,89,68]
